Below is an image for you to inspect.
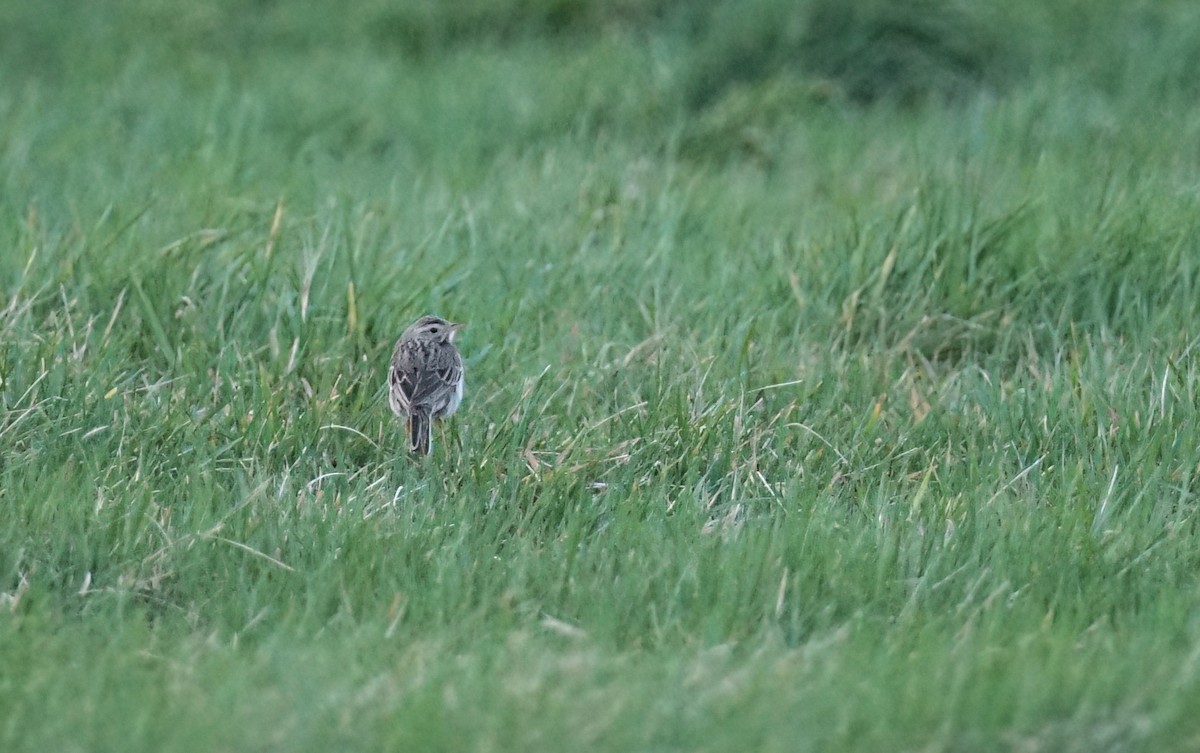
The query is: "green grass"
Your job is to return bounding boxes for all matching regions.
[4,1,1200,750]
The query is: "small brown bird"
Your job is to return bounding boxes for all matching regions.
[388,315,466,455]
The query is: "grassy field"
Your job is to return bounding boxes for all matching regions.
[4,1,1200,750]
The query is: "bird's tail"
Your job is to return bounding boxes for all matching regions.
[409,410,432,456]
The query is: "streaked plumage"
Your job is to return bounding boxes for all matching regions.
[388,315,465,455]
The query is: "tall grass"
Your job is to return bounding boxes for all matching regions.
[3,1,1200,751]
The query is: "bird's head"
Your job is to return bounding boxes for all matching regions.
[407,315,466,343]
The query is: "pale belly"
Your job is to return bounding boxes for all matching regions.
[436,377,464,419]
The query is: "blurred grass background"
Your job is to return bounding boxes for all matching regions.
[3,1,1200,751]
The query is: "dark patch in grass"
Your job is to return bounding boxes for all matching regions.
[799,0,1009,106]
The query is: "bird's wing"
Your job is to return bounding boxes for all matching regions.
[388,361,416,415]
[408,362,461,406]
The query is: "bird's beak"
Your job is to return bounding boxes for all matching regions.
[451,322,467,331]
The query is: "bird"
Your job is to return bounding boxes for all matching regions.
[388,315,466,456]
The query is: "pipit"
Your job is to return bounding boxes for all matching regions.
[388,315,466,455]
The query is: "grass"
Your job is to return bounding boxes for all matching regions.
[3,1,1200,750]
